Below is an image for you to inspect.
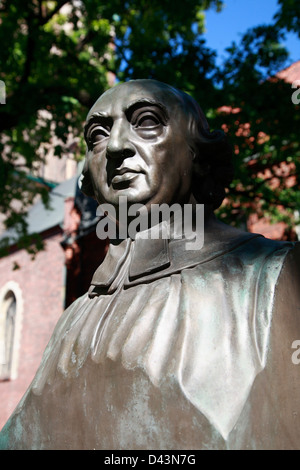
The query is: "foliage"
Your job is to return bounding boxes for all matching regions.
[0,0,299,252]
[0,0,223,251]
[211,18,300,231]
[274,0,300,37]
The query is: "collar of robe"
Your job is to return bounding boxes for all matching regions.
[89,220,262,297]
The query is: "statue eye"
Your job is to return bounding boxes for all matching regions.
[88,125,110,147]
[135,113,160,128]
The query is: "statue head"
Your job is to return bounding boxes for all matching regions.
[81,79,233,211]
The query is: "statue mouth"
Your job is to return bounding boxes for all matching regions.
[111,167,144,185]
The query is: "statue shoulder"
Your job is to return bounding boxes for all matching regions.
[276,240,300,282]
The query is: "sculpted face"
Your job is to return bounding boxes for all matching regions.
[84,80,194,209]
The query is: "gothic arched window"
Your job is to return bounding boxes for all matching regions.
[0,282,23,381]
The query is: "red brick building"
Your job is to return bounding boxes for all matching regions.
[0,176,105,429]
[218,61,300,241]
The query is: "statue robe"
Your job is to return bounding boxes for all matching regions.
[0,220,300,450]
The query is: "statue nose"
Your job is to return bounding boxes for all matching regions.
[106,121,136,159]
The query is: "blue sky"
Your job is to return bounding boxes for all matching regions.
[204,0,299,66]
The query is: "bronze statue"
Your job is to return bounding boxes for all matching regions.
[0,80,299,450]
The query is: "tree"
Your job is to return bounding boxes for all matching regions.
[211,19,300,234]
[274,0,300,37]
[0,0,299,254]
[0,0,223,254]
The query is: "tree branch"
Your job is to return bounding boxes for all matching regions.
[40,0,70,25]
[0,79,93,133]
[37,0,43,23]
[20,32,35,85]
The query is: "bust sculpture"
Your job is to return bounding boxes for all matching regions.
[0,79,299,450]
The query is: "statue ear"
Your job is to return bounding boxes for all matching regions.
[80,158,95,199]
[192,156,215,205]
[192,158,210,178]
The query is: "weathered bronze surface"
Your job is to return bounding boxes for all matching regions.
[0,80,299,450]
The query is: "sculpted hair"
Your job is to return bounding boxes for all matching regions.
[81,154,95,201]
[163,84,234,210]
[81,80,234,210]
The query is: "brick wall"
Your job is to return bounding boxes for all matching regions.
[0,227,65,430]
